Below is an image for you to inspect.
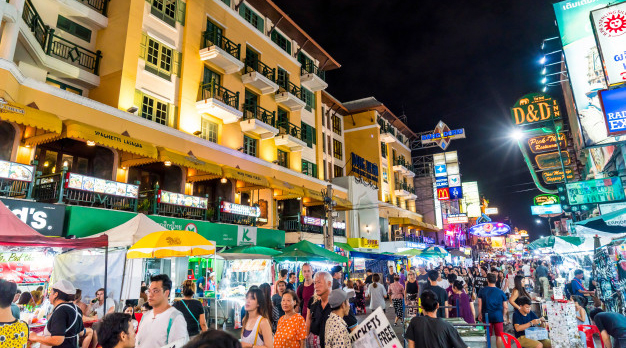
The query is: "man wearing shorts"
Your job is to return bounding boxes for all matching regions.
[478,273,508,348]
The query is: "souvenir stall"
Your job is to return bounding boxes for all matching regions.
[594,238,626,315]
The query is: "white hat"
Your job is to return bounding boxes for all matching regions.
[51,279,76,295]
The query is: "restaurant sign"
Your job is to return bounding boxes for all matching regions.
[566,177,626,205]
[534,194,559,206]
[158,190,208,208]
[528,133,567,154]
[535,151,571,170]
[0,160,34,182]
[542,168,575,184]
[0,252,53,284]
[511,93,561,127]
[220,201,261,217]
[66,172,139,198]
[437,187,450,200]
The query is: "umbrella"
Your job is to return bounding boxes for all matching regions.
[421,246,449,258]
[526,236,584,250]
[395,249,424,257]
[279,240,348,263]
[219,245,282,260]
[127,230,216,259]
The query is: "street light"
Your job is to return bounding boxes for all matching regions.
[535,219,542,224]
[512,130,524,140]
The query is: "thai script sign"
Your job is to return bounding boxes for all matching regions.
[528,133,567,153]
[566,177,626,205]
[511,93,561,126]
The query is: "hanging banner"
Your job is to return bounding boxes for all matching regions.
[591,2,626,85]
[535,151,571,170]
[528,133,567,154]
[542,168,575,184]
[350,307,402,348]
[511,93,561,127]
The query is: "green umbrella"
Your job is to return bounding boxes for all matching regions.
[527,236,584,250]
[280,240,348,263]
[421,246,449,258]
[273,249,332,262]
[334,242,355,252]
[219,245,282,259]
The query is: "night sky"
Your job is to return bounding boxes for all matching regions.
[273,0,561,240]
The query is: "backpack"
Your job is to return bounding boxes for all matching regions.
[564,282,574,300]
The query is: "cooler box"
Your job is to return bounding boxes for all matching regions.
[525,327,549,341]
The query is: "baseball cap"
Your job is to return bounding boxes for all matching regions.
[328,289,354,309]
[331,266,342,275]
[51,279,76,295]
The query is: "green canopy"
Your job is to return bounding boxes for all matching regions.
[219,245,282,259]
[527,236,584,250]
[421,246,449,258]
[395,249,424,257]
[334,242,355,252]
[277,240,348,263]
[273,249,332,262]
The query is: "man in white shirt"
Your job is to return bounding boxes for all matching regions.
[91,288,115,319]
[522,262,531,278]
[136,274,188,348]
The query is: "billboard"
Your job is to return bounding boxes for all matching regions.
[531,204,563,215]
[511,93,561,127]
[447,213,469,224]
[421,121,465,150]
[542,168,575,184]
[534,194,560,206]
[554,0,626,147]
[469,222,511,237]
[599,87,626,136]
[485,207,499,215]
[527,133,567,154]
[461,181,481,217]
[566,177,625,204]
[591,2,626,85]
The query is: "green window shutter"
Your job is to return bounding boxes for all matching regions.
[239,3,245,16]
[256,15,264,33]
[176,0,186,25]
[139,32,148,59]
[286,40,291,55]
[173,50,182,76]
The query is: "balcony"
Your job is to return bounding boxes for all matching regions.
[393,158,415,177]
[199,29,243,74]
[379,121,396,143]
[196,80,242,124]
[240,103,279,139]
[275,81,306,111]
[279,216,346,237]
[274,120,306,152]
[300,62,327,92]
[242,57,278,95]
[394,182,415,198]
[54,0,108,29]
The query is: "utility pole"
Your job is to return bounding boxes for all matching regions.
[323,183,335,251]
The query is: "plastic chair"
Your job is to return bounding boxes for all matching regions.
[500,333,521,348]
[578,324,605,348]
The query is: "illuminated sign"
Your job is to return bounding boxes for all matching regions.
[301,216,346,229]
[531,204,563,215]
[591,3,626,85]
[528,133,567,154]
[485,207,499,215]
[434,164,447,177]
[66,172,139,198]
[566,177,626,205]
[348,238,379,249]
[448,174,461,187]
[405,242,428,249]
[437,187,450,200]
[158,190,208,208]
[599,87,626,136]
[421,121,466,150]
[469,222,511,237]
[535,151,571,170]
[436,177,448,188]
[350,153,379,182]
[0,160,33,182]
[511,93,561,127]
[491,237,505,248]
[447,213,469,224]
[534,194,559,206]
[449,186,463,200]
[220,201,261,217]
[542,168,575,184]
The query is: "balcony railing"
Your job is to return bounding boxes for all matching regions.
[301,62,325,81]
[198,79,240,110]
[395,181,415,193]
[277,80,303,100]
[22,0,102,75]
[139,187,213,220]
[243,103,276,127]
[244,57,276,82]
[202,29,241,60]
[279,216,346,236]
[74,0,109,16]
[276,120,303,140]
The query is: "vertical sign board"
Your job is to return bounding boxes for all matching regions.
[554,0,626,147]
[350,307,402,348]
[591,2,626,85]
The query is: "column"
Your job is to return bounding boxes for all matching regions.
[0,0,26,61]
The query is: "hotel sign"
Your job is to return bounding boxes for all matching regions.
[350,153,379,182]
[421,121,465,150]
[599,87,626,136]
[542,168,575,184]
[511,93,561,127]
[528,133,567,154]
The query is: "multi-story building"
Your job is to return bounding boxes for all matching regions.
[342,97,439,253]
[0,0,352,246]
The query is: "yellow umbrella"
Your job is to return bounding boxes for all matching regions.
[127,230,216,259]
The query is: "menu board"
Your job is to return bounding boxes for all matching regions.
[158,190,208,209]
[0,252,53,284]
[0,160,34,182]
[66,172,139,198]
[220,201,260,217]
[301,216,346,229]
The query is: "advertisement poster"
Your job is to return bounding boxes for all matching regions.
[0,252,53,283]
[566,177,625,204]
[349,307,402,348]
[599,87,626,136]
[591,2,626,85]
[554,0,626,146]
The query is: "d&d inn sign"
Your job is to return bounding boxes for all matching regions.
[511,93,561,126]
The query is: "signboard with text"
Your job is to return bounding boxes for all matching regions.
[447,213,469,224]
[66,173,138,198]
[542,168,575,184]
[1,198,66,237]
[350,153,379,182]
[420,121,465,150]
[220,201,261,217]
[599,87,626,136]
[591,2,626,85]
[436,177,448,188]
[566,177,625,205]
[350,307,402,348]
[437,187,450,200]
[485,207,499,215]
[534,194,559,206]
[511,93,561,127]
[531,204,563,215]
[535,151,571,170]
[528,133,567,154]
[0,252,53,284]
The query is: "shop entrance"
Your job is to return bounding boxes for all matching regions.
[128,162,183,193]
[34,138,114,179]
[0,121,16,161]
[193,178,233,203]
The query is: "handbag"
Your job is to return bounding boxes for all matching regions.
[180,300,201,332]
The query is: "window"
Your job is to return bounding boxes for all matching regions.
[381,142,387,158]
[327,135,331,156]
[203,66,221,86]
[140,94,169,125]
[383,168,388,183]
[56,16,91,42]
[323,160,327,180]
[140,34,181,80]
[333,139,343,160]
[322,132,326,153]
[322,110,326,127]
[298,52,314,72]
[302,160,318,178]
[392,149,397,161]
[277,150,288,167]
[332,115,341,135]
[239,3,264,33]
[243,135,257,157]
[201,119,218,143]
[301,122,316,148]
[150,0,185,27]
[277,68,289,89]
[333,165,343,178]
[302,88,315,112]
[46,78,82,95]
[271,30,291,54]
[277,108,289,126]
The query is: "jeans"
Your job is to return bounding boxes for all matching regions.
[538,277,550,298]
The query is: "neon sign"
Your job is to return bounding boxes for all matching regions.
[469,222,511,237]
[421,121,466,150]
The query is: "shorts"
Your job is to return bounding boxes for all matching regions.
[489,322,504,337]
[517,336,552,348]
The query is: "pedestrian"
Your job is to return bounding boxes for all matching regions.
[97,313,136,348]
[437,271,450,290]
[405,270,419,303]
[173,280,208,338]
[388,275,404,326]
[241,288,273,348]
[477,273,508,348]
[297,263,314,319]
[473,268,488,296]
[324,289,353,348]
[259,283,275,332]
[274,290,306,348]
[365,274,387,313]
[342,280,356,315]
[123,305,139,333]
[423,270,448,318]
[90,288,116,319]
[496,271,504,289]
[522,262,531,278]
[272,280,287,321]
[138,286,148,310]
[0,280,28,347]
[73,289,88,316]
[417,267,429,298]
[330,266,343,290]
[590,309,626,348]
[305,271,333,348]
[450,280,475,324]
[512,296,551,348]
[572,295,590,347]
[398,266,407,287]
[29,279,85,348]
[535,261,550,298]
[508,275,531,312]
[571,269,594,299]
[405,290,468,348]
[386,265,396,289]
[364,269,373,285]
[286,273,297,291]
[275,270,288,293]
[136,274,188,347]
[196,273,205,298]
[17,291,33,307]
[183,329,241,348]
[354,280,366,314]
[207,273,216,292]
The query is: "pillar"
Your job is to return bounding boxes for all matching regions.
[0,0,25,61]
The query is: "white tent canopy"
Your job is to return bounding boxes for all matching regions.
[93,214,166,247]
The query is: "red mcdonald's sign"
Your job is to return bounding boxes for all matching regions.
[437,188,450,201]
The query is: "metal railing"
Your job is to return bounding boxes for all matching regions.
[280,216,346,236]
[0,178,32,198]
[395,181,415,193]
[277,80,303,100]
[198,79,240,110]
[74,0,108,16]
[276,120,303,140]
[32,173,62,202]
[300,61,325,81]
[244,57,275,82]
[202,29,241,60]
[243,103,276,127]
[140,187,211,220]
[22,0,48,49]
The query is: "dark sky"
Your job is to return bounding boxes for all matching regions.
[273,0,560,240]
